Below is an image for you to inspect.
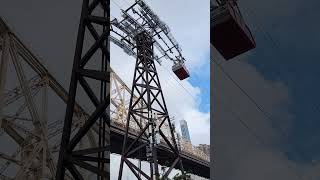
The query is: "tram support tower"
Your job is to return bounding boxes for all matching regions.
[118,31,185,180]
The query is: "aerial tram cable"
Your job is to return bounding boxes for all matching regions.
[211,0,318,174]
[241,5,320,115]
[212,58,312,167]
[229,1,320,115]
[212,0,320,179]
[111,0,123,10]
[120,0,131,6]
[211,0,312,166]
[234,3,320,164]
[214,90,305,180]
[159,64,198,102]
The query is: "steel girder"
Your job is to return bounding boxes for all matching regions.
[0,16,107,179]
[55,0,110,179]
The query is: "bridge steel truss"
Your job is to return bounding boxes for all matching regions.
[0,18,57,180]
[118,31,185,180]
[0,16,108,179]
[55,0,110,179]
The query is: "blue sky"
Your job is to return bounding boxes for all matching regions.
[188,52,211,113]
[213,0,320,178]
[242,0,320,164]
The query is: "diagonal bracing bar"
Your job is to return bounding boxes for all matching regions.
[55,0,110,179]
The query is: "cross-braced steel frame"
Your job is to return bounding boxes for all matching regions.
[118,32,185,180]
[55,0,110,179]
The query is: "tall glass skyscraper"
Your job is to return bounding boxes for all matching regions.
[180,120,191,142]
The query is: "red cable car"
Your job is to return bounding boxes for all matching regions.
[172,62,190,80]
[211,1,256,60]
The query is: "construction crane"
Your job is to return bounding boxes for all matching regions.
[110,0,190,179]
[211,0,256,60]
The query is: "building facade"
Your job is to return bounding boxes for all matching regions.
[197,144,210,159]
[180,119,191,142]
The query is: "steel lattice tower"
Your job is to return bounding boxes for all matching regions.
[118,31,185,180]
[56,0,110,179]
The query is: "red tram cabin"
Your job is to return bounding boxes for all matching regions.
[211,1,256,60]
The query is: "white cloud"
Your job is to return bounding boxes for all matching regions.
[212,57,298,179]
[212,46,320,179]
